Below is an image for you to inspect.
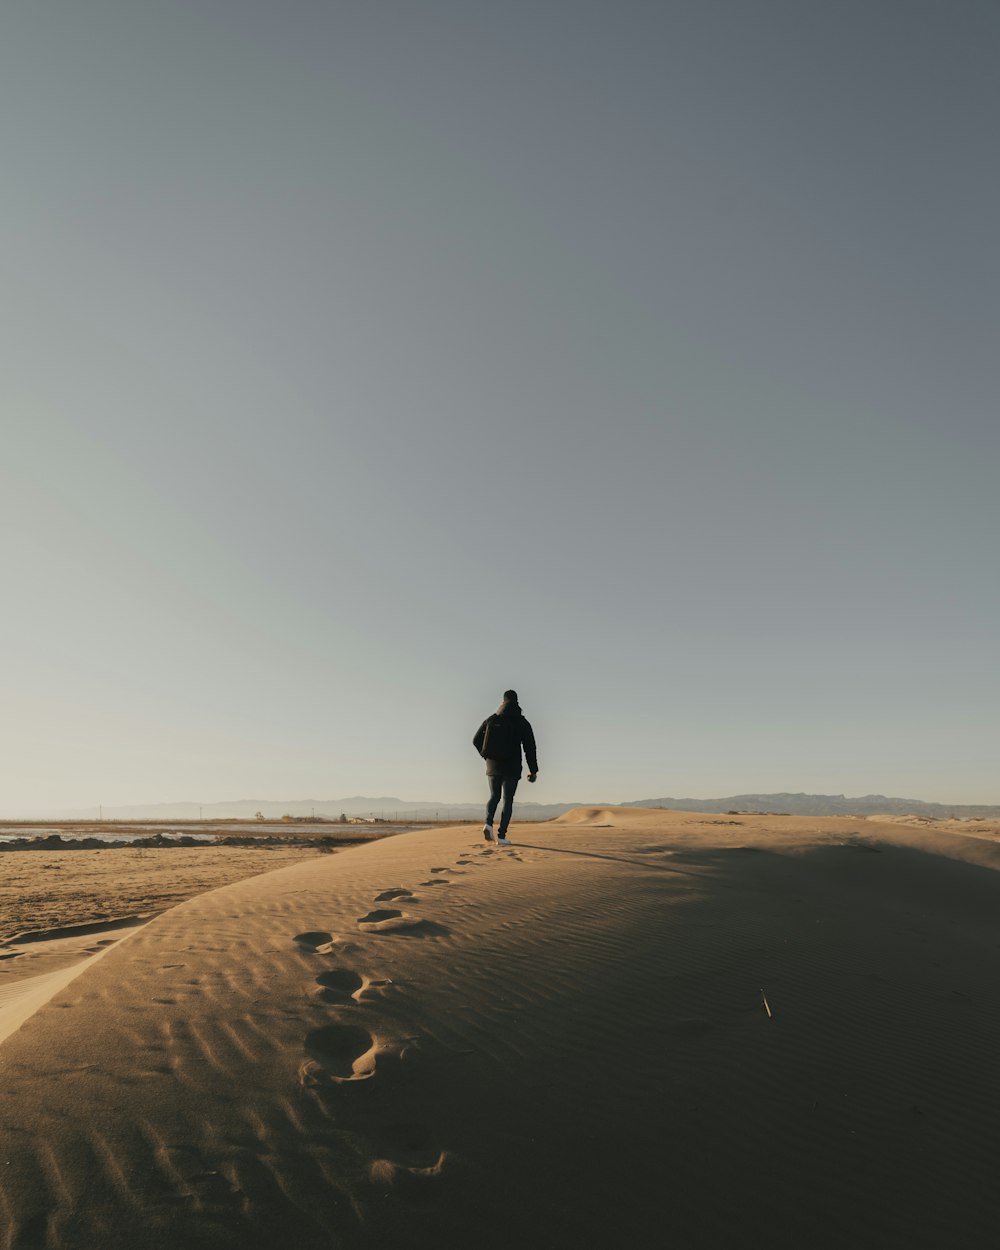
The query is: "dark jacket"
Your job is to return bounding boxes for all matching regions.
[473,698,538,779]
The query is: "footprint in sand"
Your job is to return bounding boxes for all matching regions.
[359,909,403,926]
[376,1122,444,1172]
[300,1023,376,1085]
[185,1171,240,1204]
[368,1153,446,1206]
[367,1116,447,1203]
[294,930,364,955]
[373,888,414,903]
[356,910,450,938]
[314,968,392,1004]
[315,968,365,1003]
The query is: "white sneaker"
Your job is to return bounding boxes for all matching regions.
[483,824,495,842]
[498,837,511,846]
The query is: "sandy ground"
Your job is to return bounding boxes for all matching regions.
[0,846,326,974]
[2,808,1000,1249]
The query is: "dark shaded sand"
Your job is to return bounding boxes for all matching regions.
[2,808,1000,1248]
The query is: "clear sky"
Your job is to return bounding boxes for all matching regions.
[2,1,997,814]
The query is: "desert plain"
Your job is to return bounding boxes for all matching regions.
[2,806,1000,1249]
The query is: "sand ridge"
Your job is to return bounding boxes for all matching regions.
[0,921,151,1048]
[2,810,1000,1248]
[0,844,327,955]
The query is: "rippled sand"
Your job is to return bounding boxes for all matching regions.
[2,809,1000,1249]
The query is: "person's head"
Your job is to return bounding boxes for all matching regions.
[503,689,518,704]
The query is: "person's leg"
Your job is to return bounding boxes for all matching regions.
[485,775,504,833]
[497,776,519,838]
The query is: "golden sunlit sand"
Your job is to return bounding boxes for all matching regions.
[0,845,329,983]
[2,808,1000,1248]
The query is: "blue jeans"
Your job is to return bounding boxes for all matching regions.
[486,775,519,836]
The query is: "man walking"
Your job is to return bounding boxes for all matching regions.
[473,689,538,846]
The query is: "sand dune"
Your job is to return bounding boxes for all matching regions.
[0,844,324,955]
[2,809,1000,1248]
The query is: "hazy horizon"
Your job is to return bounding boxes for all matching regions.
[5,782,1000,823]
[4,2,998,813]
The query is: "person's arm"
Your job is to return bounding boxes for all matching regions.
[473,719,490,757]
[522,718,538,779]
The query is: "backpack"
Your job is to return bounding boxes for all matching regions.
[481,714,518,762]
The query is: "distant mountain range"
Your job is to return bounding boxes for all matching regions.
[15,792,1000,822]
[624,793,1000,819]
